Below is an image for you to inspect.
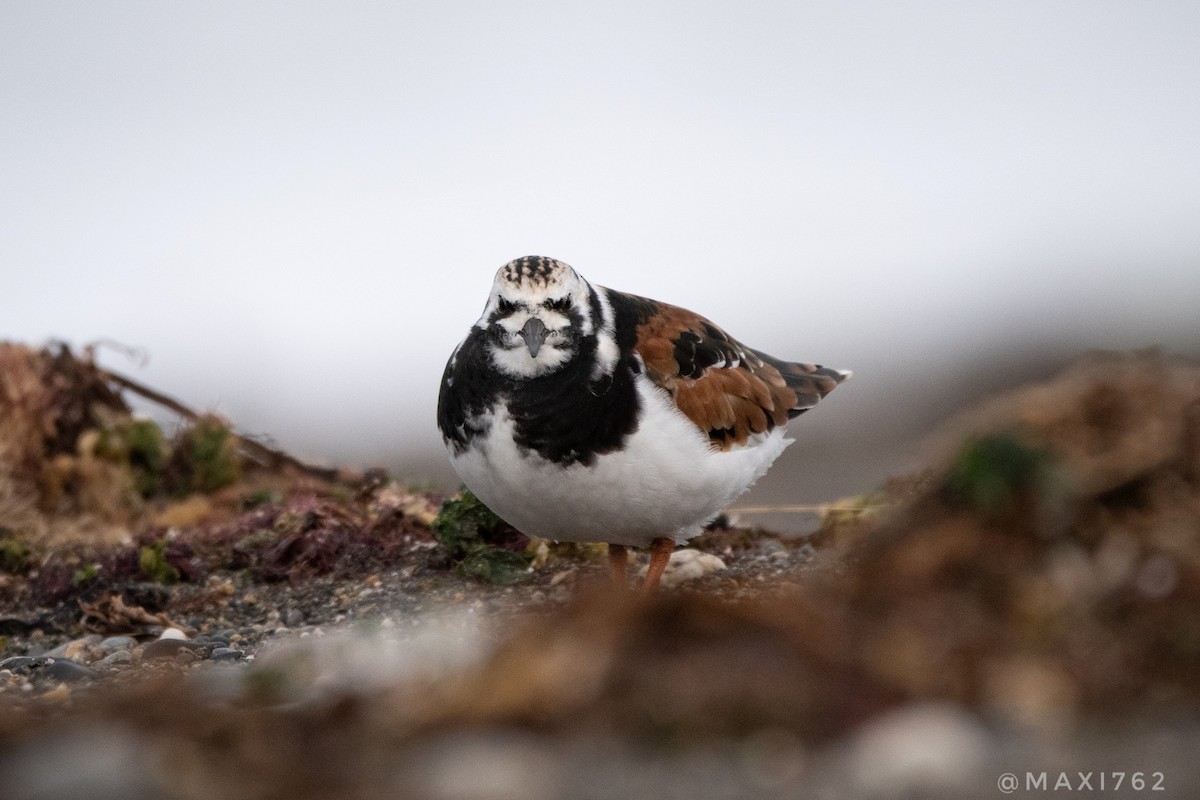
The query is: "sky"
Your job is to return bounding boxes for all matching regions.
[3,2,1199,510]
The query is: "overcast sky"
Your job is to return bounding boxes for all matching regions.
[3,2,1199,499]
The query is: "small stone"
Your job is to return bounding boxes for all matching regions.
[850,702,989,796]
[142,638,207,661]
[100,635,138,653]
[63,640,91,662]
[760,539,788,556]
[97,650,134,668]
[175,649,198,665]
[42,640,73,659]
[639,549,727,588]
[47,635,100,660]
[159,627,188,641]
[284,609,305,628]
[210,647,244,662]
[39,658,98,683]
[0,656,36,673]
[208,577,236,599]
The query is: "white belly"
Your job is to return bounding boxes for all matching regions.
[446,375,792,548]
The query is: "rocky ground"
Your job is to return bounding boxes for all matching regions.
[2,344,1200,799]
[0,516,822,699]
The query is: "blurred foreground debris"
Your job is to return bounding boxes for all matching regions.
[829,350,1200,716]
[0,348,1198,799]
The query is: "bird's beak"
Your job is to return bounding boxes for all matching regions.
[519,317,550,358]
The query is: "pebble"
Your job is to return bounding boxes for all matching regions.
[210,647,245,662]
[66,640,94,661]
[100,635,138,653]
[849,702,989,796]
[39,658,98,683]
[0,656,36,673]
[759,539,788,556]
[640,549,728,588]
[284,609,305,628]
[142,638,207,661]
[159,627,189,641]
[41,638,92,660]
[96,650,134,668]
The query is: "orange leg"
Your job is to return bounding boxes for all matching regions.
[641,537,676,593]
[608,543,629,588]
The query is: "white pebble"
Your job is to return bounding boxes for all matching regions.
[639,548,727,588]
[849,702,989,796]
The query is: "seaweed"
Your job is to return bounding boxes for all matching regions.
[433,488,532,584]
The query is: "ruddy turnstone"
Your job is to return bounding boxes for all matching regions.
[437,256,850,591]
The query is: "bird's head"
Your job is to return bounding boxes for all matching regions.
[475,255,610,379]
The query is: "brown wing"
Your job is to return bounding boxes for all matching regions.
[628,296,849,450]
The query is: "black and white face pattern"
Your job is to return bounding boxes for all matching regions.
[475,256,617,380]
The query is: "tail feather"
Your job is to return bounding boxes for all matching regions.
[749,348,851,418]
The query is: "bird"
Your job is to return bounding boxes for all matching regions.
[437,256,850,591]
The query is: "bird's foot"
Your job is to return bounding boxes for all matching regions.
[640,537,675,593]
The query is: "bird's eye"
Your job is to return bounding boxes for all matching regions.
[496,297,517,314]
[544,296,571,313]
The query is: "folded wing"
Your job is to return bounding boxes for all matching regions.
[624,294,849,450]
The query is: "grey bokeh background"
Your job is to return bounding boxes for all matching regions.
[4,3,1199,526]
